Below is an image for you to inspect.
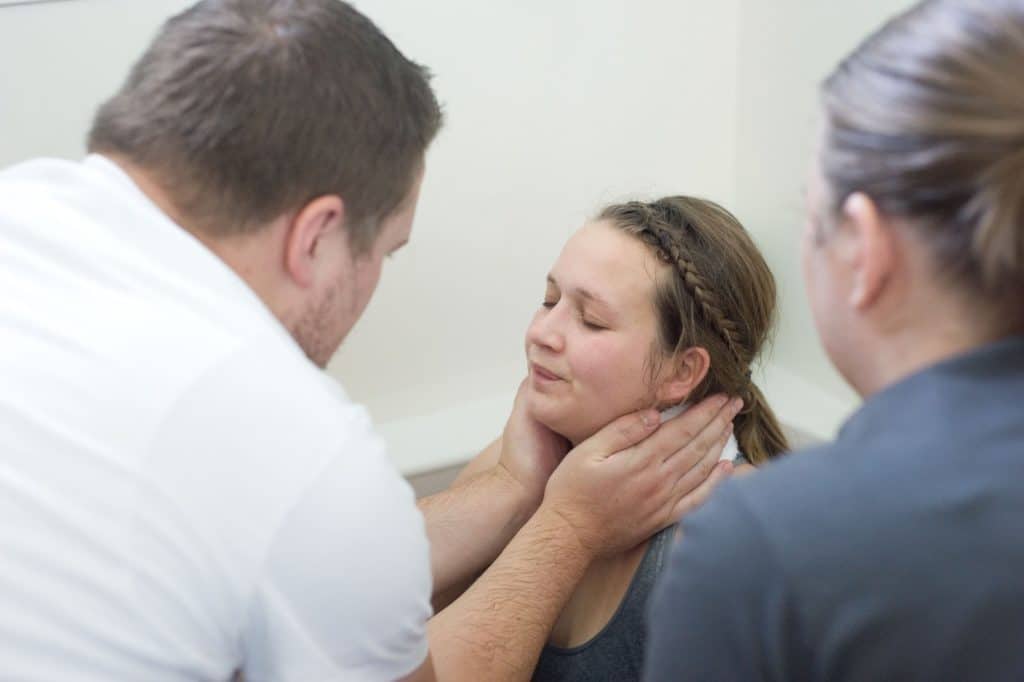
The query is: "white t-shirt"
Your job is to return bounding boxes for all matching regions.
[0,156,432,681]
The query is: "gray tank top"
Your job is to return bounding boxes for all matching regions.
[532,524,676,682]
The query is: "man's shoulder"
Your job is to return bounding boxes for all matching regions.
[146,341,406,566]
[157,338,373,466]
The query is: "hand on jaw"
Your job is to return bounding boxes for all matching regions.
[424,392,742,681]
[493,385,743,560]
[534,394,742,560]
[492,380,571,518]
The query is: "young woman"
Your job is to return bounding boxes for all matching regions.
[454,195,788,680]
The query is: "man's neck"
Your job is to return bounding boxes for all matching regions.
[101,153,293,325]
[102,154,195,236]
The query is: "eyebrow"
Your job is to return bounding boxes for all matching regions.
[546,275,611,308]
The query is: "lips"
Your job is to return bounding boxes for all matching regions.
[531,362,565,382]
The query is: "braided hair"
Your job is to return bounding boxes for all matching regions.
[598,196,788,464]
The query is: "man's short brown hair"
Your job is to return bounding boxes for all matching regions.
[89,0,443,251]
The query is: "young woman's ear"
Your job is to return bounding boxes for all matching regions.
[657,346,710,405]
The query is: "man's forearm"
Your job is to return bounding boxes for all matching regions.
[427,504,593,682]
[419,466,535,597]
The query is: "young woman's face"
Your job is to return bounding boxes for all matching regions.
[524,221,673,444]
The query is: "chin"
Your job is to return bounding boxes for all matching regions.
[527,397,600,445]
[526,395,573,440]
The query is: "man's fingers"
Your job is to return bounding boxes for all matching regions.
[611,394,729,473]
[661,396,742,467]
[572,408,659,461]
[669,459,733,521]
[666,420,733,495]
[733,463,757,477]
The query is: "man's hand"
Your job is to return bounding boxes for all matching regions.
[420,381,570,602]
[495,379,570,511]
[542,395,743,558]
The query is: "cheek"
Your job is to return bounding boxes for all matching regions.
[353,260,384,314]
[801,226,812,281]
[802,241,819,310]
[804,244,852,370]
[802,233,829,316]
[570,335,651,402]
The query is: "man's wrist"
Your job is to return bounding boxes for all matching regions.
[531,499,599,565]
[490,461,544,525]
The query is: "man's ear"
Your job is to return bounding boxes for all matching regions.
[838,192,895,311]
[283,195,346,288]
[657,346,711,406]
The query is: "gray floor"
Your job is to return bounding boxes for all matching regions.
[407,462,466,498]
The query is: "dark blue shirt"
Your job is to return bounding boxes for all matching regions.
[645,336,1024,681]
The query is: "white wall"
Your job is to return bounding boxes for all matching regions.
[733,0,917,409]
[328,0,742,429]
[1,0,917,472]
[0,0,194,165]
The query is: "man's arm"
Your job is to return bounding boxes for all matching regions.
[425,396,743,681]
[417,461,536,601]
[419,382,569,599]
[420,439,504,612]
[425,503,595,681]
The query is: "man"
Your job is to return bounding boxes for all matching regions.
[0,2,737,680]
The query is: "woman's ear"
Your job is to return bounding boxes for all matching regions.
[838,192,895,311]
[657,346,710,405]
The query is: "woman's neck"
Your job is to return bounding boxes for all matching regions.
[855,313,1017,399]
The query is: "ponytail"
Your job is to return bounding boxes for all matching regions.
[734,381,789,465]
[971,146,1024,293]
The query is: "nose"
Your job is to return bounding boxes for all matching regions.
[526,304,566,355]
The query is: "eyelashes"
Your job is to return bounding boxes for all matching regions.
[541,299,607,331]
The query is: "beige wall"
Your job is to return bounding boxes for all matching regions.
[328,0,742,426]
[0,0,194,165]
[0,0,742,434]
[733,0,917,406]
[1,0,922,471]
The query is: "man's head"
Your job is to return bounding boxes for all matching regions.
[89,0,442,365]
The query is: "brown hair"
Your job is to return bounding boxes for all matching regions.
[599,197,788,465]
[821,0,1024,315]
[88,0,443,252]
